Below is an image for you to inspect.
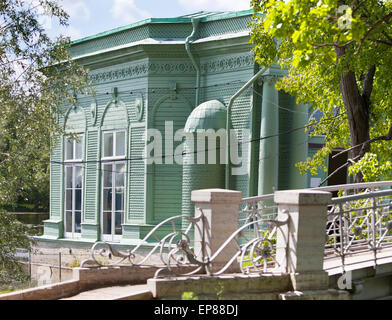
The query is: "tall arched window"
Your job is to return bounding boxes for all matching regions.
[64,134,84,239]
[101,130,126,242]
[99,100,128,242]
[63,106,86,239]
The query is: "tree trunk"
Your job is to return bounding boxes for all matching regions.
[336,48,371,183]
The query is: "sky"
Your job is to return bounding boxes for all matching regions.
[46,0,253,41]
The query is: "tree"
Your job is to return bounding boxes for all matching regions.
[0,0,90,284]
[0,210,32,285]
[250,0,392,183]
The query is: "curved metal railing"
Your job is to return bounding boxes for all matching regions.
[325,188,392,271]
[80,212,203,271]
[80,203,288,277]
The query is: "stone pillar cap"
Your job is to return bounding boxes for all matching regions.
[274,189,332,205]
[191,188,242,204]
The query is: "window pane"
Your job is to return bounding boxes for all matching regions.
[103,132,113,157]
[66,190,73,211]
[102,212,112,235]
[75,166,83,188]
[115,164,125,187]
[115,211,123,235]
[103,164,112,187]
[75,189,82,211]
[116,131,125,156]
[75,136,83,159]
[66,167,73,188]
[115,189,124,211]
[103,189,112,211]
[66,139,73,160]
[75,211,81,233]
[65,211,72,233]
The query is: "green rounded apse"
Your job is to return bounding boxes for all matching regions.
[181,100,227,229]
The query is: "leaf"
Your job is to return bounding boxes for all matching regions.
[251,0,392,182]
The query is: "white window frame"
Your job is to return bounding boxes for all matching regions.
[100,161,126,242]
[64,164,83,239]
[101,130,126,161]
[100,129,127,242]
[65,134,84,162]
[64,134,84,239]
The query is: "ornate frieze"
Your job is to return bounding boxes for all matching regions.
[89,54,256,84]
[148,62,195,75]
[89,61,196,84]
[89,62,149,83]
[200,53,255,75]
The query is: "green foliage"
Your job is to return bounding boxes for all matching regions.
[0,0,91,283]
[0,287,14,295]
[250,0,392,181]
[0,209,33,285]
[349,153,392,181]
[69,254,80,268]
[215,281,224,300]
[0,0,91,207]
[181,291,199,300]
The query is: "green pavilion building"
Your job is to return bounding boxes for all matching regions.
[41,10,338,245]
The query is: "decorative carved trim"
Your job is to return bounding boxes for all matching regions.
[89,61,195,84]
[90,102,98,126]
[134,93,144,122]
[89,54,256,84]
[200,53,255,75]
[149,62,195,74]
[89,62,149,83]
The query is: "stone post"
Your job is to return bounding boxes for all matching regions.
[191,188,242,274]
[274,189,331,291]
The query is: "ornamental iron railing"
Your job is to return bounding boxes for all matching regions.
[80,212,203,277]
[238,194,282,274]
[325,188,392,271]
[81,196,288,277]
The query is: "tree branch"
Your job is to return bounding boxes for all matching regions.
[352,0,367,16]
[355,12,392,55]
[369,38,392,46]
[382,31,392,43]
[359,125,392,156]
[318,154,361,187]
[332,124,392,160]
[312,40,354,49]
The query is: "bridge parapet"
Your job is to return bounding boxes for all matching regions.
[325,188,392,274]
[240,181,392,296]
[274,189,331,291]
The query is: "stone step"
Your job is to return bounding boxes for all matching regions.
[60,284,153,300]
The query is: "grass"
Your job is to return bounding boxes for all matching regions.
[0,287,14,295]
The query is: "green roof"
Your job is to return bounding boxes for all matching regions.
[70,9,253,46]
[184,100,227,133]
